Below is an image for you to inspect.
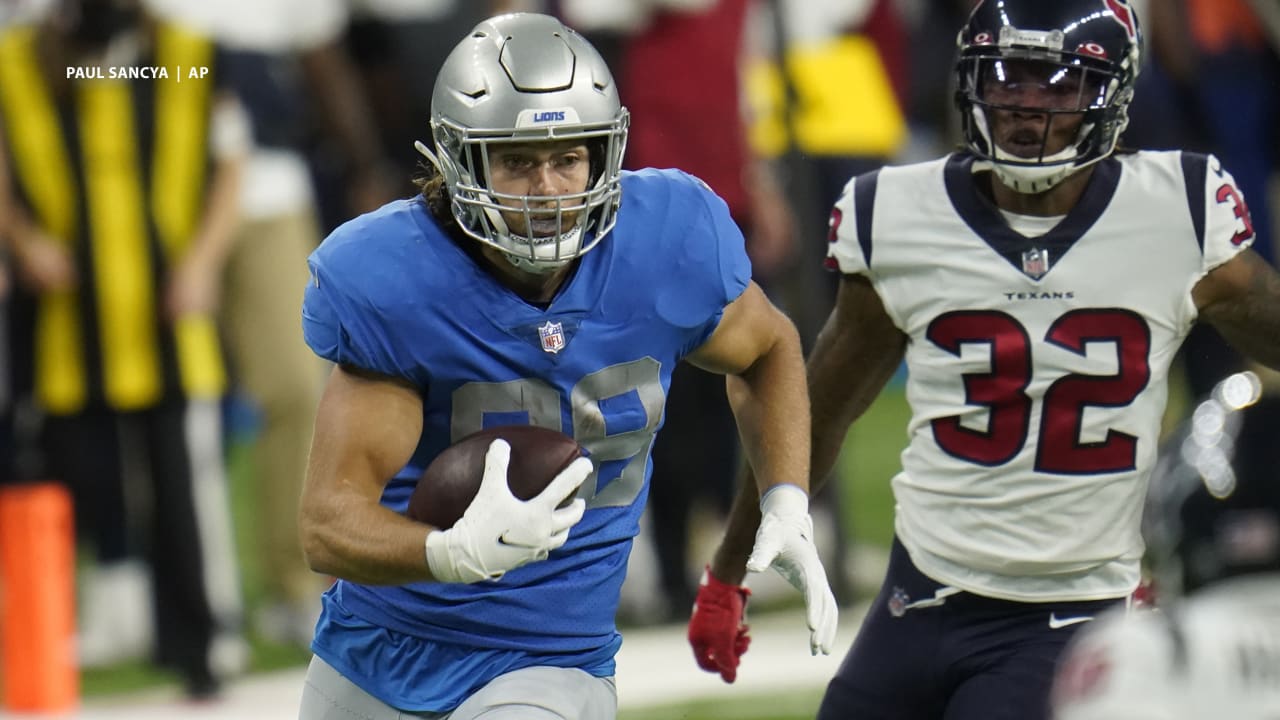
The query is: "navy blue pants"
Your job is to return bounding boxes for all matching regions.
[818,540,1122,720]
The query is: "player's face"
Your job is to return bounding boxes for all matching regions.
[981,59,1101,159]
[486,141,592,238]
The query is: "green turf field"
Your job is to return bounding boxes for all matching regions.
[618,688,824,720]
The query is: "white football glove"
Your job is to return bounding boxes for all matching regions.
[746,483,839,655]
[425,439,590,584]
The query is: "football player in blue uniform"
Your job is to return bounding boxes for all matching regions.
[294,12,838,720]
[696,1,1280,718]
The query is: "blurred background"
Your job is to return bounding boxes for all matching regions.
[0,0,1276,717]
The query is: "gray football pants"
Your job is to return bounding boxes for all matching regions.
[299,655,618,719]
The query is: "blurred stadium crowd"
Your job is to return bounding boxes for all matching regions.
[0,0,1276,706]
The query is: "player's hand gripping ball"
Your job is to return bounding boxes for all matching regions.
[407,425,587,529]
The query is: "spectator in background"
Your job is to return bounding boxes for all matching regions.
[0,326,8,499]
[318,0,494,232]
[746,0,909,347]
[0,145,11,490]
[898,0,978,159]
[1176,0,1277,262]
[143,0,399,650]
[0,0,246,697]
[0,0,51,496]
[558,0,797,622]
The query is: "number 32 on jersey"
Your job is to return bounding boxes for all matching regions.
[927,308,1150,475]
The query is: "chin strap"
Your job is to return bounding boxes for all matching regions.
[497,224,584,275]
[503,253,571,275]
[971,110,1093,194]
[990,156,1078,194]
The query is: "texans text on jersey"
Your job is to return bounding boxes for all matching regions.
[1004,291,1077,301]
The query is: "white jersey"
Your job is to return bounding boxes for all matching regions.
[1051,577,1280,719]
[827,151,1255,601]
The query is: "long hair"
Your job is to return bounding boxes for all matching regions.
[411,160,460,235]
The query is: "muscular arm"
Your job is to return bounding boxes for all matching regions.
[710,274,907,582]
[1193,249,1280,371]
[298,364,438,585]
[808,276,908,494]
[687,281,810,499]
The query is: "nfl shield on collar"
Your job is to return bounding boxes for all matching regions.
[538,321,566,354]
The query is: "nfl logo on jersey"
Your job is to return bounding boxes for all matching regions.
[1021,248,1051,279]
[538,321,566,354]
[888,586,910,618]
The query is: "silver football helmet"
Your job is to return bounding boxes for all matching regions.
[416,13,629,273]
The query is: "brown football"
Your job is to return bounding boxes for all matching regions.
[406,425,587,529]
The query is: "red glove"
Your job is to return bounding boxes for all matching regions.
[688,566,751,683]
[1131,577,1158,610]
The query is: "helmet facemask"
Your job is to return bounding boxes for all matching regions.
[419,13,630,275]
[420,112,629,275]
[955,16,1140,194]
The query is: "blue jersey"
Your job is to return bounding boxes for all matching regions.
[300,168,751,711]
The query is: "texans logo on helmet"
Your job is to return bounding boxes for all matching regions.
[1103,0,1137,40]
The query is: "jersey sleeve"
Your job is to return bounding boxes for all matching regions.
[826,171,874,277]
[653,171,751,349]
[301,231,404,377]
[1195,152,1256,273]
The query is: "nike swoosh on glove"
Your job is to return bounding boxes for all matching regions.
[425,439,590,583]
[747,483,839,654]
[688,566,751,683]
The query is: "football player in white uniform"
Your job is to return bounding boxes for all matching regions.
[689,0,1280,717]
[1053,372,1280,719]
